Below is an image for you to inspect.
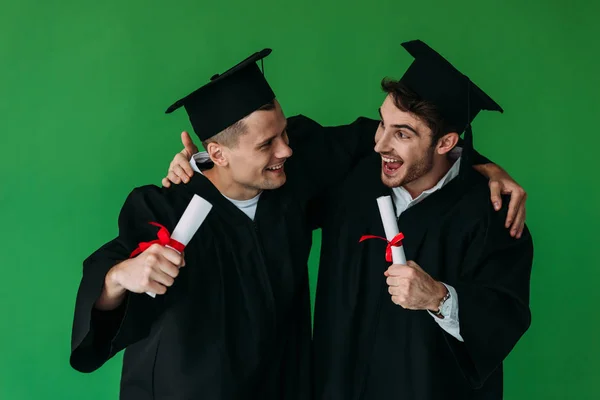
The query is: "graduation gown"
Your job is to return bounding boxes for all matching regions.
[312,151,533,400]
[70,115,376,399]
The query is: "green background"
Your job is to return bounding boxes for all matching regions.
[1,0,598,398]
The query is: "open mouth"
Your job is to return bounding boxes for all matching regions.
[265,162,285,173]
[381,156,403,175]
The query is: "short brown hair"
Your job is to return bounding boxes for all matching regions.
[202,100,276,149]
[381,78,452,144]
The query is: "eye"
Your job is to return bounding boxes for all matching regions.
[379,120,384,128]
[396,131,409,139]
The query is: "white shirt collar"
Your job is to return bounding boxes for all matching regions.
[391,157,462,218]
[191,152,211,171]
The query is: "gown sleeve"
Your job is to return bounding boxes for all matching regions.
[445,197,533,388]
[70,187,174,372]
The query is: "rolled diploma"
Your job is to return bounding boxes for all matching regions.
[146,194,213,297]
[376,196,407,265]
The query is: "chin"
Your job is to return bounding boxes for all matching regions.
[381,172,403,189]
[261,174,287,190]
[275,174,287,188]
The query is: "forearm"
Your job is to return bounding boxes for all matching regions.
[473,162,505,178]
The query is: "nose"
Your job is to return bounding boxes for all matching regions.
[275,137,293,159]
[374,129,391,154]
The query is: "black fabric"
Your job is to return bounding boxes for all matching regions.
[399,40,503,133]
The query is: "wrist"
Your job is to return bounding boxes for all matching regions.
[106,264,125,294]
[95,263,127,310]
[428,282,448,312]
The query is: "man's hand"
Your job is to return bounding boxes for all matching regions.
[475,163,527,239]
[384,261,447,311]
[94,244,185,310]
[162,131,199,188]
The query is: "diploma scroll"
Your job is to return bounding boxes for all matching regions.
[376,196,407,265]
[146,194,213,297]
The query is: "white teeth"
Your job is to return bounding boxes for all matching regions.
[267,163,284,171]
[382,156,400,163]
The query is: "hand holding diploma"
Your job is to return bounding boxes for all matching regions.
[369,197,447,310]
[141,194,213,297]
[96,195,212,310]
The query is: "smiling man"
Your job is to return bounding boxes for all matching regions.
[312,40,533,399]
[70,50,317,400]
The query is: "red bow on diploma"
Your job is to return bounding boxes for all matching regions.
[130,222,185,257]
[359,232,405,263]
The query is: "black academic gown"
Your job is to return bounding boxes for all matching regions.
[70,115,376,400]
[313,151,533,400]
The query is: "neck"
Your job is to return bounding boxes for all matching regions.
[203,167,261,200]
[403,155,453,199]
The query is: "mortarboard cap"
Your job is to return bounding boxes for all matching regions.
[166,48,275,141]
[399,40,503,134]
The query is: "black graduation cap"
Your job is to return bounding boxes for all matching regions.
[166,48,275,141]
[399,40,503,133]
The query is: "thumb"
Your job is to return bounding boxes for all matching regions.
[181,131,199,156]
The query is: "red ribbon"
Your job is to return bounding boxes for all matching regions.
[129,222,185,258]
[359,232,405,262]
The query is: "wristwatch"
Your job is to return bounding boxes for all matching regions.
[432,288,451,319]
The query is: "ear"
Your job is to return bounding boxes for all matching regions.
[436,132,459,155]
[206,142,228,167]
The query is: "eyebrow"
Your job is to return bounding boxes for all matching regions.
[256,122,288,147]
[378,108,420,137]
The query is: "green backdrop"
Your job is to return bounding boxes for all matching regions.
[1,0,598,398]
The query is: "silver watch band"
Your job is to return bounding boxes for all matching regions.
[432,289,451,319]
